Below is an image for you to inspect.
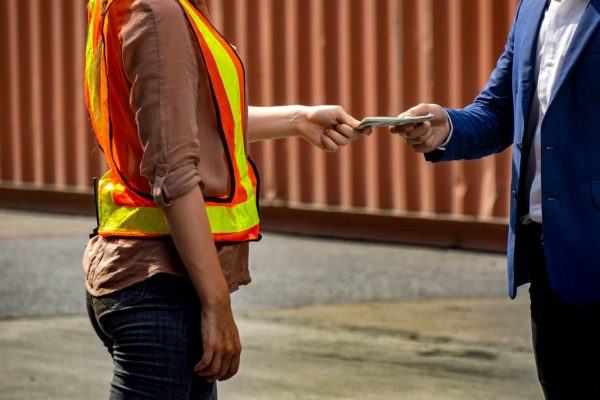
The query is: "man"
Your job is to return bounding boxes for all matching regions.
[392,0,600,398]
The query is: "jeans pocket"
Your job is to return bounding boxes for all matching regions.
[96,281,147,311]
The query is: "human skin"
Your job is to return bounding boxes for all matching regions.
[389,103,450,153]
[164,105,371,382]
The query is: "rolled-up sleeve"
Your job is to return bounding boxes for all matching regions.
[119,0,203,206]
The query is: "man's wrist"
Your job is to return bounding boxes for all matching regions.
[437,109,454,150]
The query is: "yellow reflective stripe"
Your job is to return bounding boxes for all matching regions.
[98,173,258,235]
[179,0,254,199]
[98,172,170,235]
[205,196,260,234]
[94,1,259,241]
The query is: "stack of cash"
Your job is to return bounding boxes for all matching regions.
[355,114,433,130]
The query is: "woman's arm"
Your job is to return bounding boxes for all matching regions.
[163,187,241,382]
[122,1,241,383]
[248,105,371,152]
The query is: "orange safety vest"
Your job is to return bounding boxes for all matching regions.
[84,0,260,244]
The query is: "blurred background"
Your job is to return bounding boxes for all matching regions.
[0,0,542,399]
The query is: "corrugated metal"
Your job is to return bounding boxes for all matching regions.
[0,0,104,192]
[0,0,520,240]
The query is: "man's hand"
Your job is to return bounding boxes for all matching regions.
[194,298,242,382]
[299,105,372,152]
[390,103,450,153]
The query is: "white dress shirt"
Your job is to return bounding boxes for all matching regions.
[524,0,589,223]
[441,0,589,223]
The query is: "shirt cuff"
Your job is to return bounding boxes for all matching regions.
[151,162,202,207]
[436,109,454,150]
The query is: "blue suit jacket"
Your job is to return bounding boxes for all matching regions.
[427,0,600,304]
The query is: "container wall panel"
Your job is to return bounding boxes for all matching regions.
[0,0,520,238]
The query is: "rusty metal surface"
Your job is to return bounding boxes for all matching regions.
[0,0,520,247]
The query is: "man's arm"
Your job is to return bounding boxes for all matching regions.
[391,13,519,161]
[248,105,371,152]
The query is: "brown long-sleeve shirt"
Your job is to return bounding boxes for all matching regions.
[83,0,250,296]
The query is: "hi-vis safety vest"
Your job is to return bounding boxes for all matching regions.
[84,0,260,244]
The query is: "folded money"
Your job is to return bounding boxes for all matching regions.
[355,114,433,130]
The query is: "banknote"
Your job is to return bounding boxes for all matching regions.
[355,114,433,130]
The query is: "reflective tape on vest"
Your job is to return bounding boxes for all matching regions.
[86,0,260,244]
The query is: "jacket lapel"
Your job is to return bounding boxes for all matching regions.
[519,0,548,131]
[549,0,600,106]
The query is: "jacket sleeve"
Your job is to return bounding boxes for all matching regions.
[426,6,521,163]
[119,0,203,206]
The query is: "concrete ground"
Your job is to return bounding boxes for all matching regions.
[0,209,541,399]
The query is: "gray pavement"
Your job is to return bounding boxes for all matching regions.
[0,209,541,400]
[1,299,540,400]
[0,209,509,318]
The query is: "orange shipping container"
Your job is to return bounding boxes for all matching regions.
[0,0,520,251]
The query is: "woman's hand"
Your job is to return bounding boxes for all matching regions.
[248,105,370,149]
[298,105,372,152]
[162,187,242,382]
[194,297,242,382]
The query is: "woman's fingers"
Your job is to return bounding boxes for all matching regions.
[213,353,233,382]
[221,354,240,381]
[321,123,363,153]
[197,350,223,381]
[360,126,373,136]
[334,107,372,136]
[326,129,350,146]
[194,349,214,372]
[334,106,361,128]
[321,133,340,152]
[334,124,360,141]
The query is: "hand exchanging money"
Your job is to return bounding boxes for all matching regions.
[248,105,371,152]
[299,105,372,152]
[390,103,451,153]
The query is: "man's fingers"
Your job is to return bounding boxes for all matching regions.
[391,103,433,134]
[406,127,434,145]
[321,134,340,152]
[412,143,437,153]
[390,124,414,134]
[403,121,430,140]
[409,135,438,153]
[404,103,432,118]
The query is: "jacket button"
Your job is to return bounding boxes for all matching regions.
[157,169,167,178]
[546,145,555,150]
[512,190,517,202]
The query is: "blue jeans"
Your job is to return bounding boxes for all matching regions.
[86,274,217,400]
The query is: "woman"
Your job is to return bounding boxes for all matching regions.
[83,0,369,398]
